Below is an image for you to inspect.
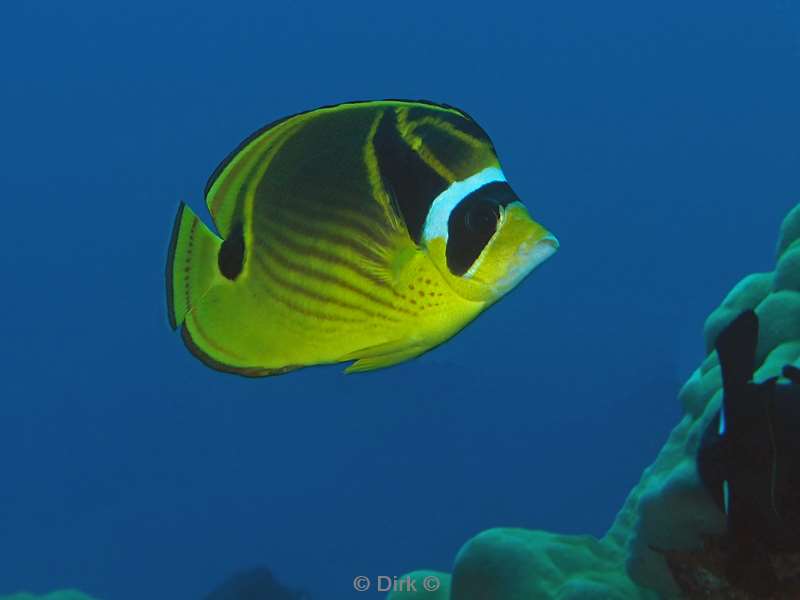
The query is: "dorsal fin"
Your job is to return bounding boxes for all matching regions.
[716,310,759,394]
[715,310,759,440]
[203,99,485,237]
[203,116,301,237]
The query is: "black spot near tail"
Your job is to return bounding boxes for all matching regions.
[219,222,245,280]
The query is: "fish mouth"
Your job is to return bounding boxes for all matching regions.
[439,201,559,302]
[488,205,559,295]
[506,230,558,284]
[529,233,559,268]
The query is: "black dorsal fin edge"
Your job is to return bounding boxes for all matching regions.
[203,99,482,199]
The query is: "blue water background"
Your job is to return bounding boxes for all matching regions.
[2,2,799,598]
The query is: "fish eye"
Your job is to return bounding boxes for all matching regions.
[446,181,518,276]
[465,201,500,236]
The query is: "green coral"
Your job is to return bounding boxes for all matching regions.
[449,529,650,600]
[389,203,800,599]
[626,203,800,596]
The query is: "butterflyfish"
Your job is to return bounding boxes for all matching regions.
[166,100,558,376]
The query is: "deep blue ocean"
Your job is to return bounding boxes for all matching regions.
[2,2,799,599]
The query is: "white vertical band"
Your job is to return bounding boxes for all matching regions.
[421,166,506,243]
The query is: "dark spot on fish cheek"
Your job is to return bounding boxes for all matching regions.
[219,222,246,280]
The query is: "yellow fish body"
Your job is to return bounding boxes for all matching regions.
[166,100,558,375]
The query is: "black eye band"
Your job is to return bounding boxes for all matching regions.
[446,182,519,276]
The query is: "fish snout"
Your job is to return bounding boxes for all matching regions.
[490,202,558,295]
[530,231,559,267]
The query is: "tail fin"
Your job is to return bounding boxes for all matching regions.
[715,309,759,394]
[165,202,223,329]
